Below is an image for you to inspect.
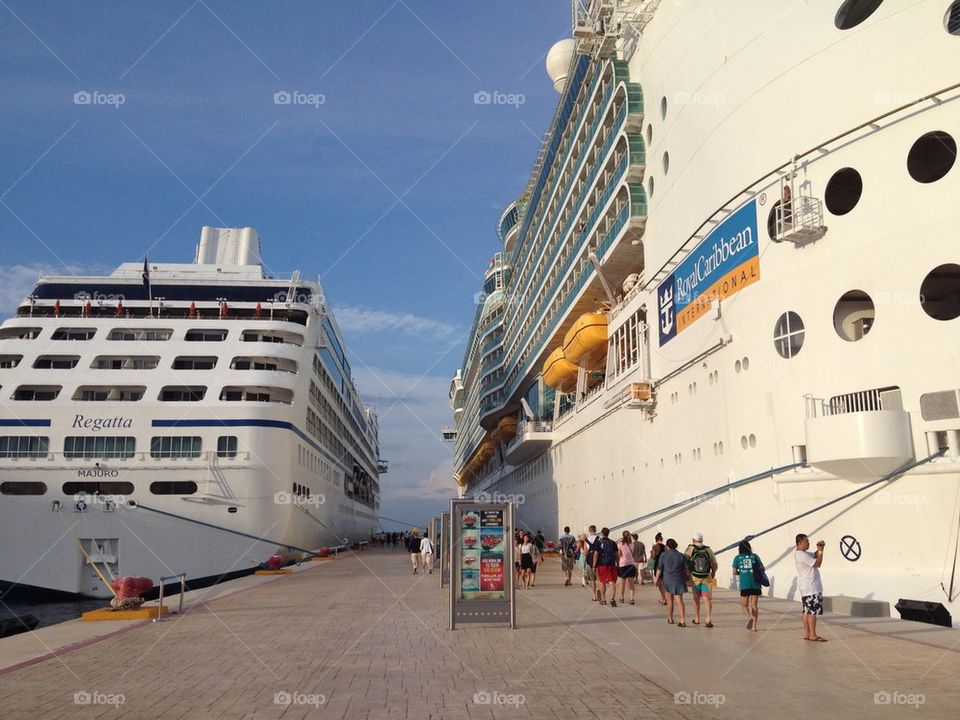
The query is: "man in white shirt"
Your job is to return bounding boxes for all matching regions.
[794,533,826,642]
[420,535,434,574]
[584,525,599,600]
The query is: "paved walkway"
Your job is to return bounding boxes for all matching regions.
[0,551,957,719]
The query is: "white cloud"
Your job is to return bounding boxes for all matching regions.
[0,264,92,318]
[333,305,460,341]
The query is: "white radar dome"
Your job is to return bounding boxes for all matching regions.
[545,39,576,93]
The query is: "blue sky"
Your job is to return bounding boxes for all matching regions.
[0,1,570,529]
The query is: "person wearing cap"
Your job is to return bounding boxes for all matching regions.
[684,532,718,627]
[795,533,827,641]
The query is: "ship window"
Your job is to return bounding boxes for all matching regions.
[662,151,670,175]
[159,386,206,402]
[0,327,40,340]
[647,175,654,198]
[73,386,144,401]
[835,0,884,30]
[824,167,863,215]
[185,329,228,342]
[173,356,218,370]
[51,328,95,341]
[217,436,238,458]
[241,329,303,346]
[93,356,159,369]
[833,290,875,341]
[108,328,172,341]
[1,481,47,495]
[646,123,653,145]
[0,354,22,368]
[64,436,135,459]
[948,1,960,34]
[150,436,201,459]
[907,131,956,183]
[219,386,293,403]
[660,95,667,120]
[0,436,49,458]
[150,481,198,495]
[920,263,960,320]
[62,481,134,495]
[12,385,61,401]
[773,312,805,358]
[33,355,79,369]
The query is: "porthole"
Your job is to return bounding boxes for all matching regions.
[774,311,806,358]
[834,290,875,341]
[718,441,724,454]
[740,435,748,449]
[646,123,653,145]
[648,175,655,198]
[907,131,956,183]
[660,95,667,120]
[767,200,783,240]
[920,263,960,320]
[663,151,670,175]
[824,167,862,215]
[835,0,884,30]
[749,434,757,448]
[1,481,47,495]
[945,1,960,34]
[735,359,742,373]
[742,357,750,371]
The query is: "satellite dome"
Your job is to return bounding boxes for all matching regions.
[545,39,576,93]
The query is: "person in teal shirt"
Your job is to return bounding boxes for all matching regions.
[732,540,762,632]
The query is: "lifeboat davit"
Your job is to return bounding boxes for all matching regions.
[542,347,578,393]
[563,312,608,371]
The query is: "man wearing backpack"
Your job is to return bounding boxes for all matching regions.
[558,526,576,587]
[592,527,620,606]
[684,532,718,627]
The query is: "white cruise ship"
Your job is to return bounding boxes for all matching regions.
[0,226,384,598]
[450,0,960,621]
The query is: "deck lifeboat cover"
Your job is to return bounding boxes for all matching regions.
[563,312,608,370]
[542,347,578,393]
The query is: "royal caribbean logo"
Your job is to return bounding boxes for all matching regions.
[657,200,760,346]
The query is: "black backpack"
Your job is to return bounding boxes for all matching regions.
[690,545,712,577]
[597,538,617,566]
[561,536,576,558]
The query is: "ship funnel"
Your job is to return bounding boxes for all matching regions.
[196,226,262,266]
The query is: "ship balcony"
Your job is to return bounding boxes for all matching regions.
[803,388,914,479]
[503,420,554,465]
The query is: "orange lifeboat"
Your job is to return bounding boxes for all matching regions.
[563,312,608,371]
[542,347,578,393]
[497,416,518,442]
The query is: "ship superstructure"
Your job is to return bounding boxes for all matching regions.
[451,0,960,620]
[0,226,384,598]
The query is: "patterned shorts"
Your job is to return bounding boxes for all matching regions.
[801,593,823,615]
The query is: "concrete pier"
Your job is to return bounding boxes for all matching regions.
[1,551,958,719]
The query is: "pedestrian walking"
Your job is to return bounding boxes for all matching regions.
[519,533,537,589]
[617,530,637,605]
[558,526,577,586]
[648,543,668,604]
[732,540,763,631]
[585,524,599,601]
[592,527,619,606]
[534,530,546,554]
[655,538,688,626]
[684,532,718,627]
[795,533,827,641]
[529,537,543,586]
[407,531,421,574]
[420,534,434,574]
[631,533,646,585]
[576,533,589,587]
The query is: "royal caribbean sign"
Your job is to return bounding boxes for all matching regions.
[657,200,760,346]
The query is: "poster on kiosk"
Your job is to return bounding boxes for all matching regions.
[449,499,514,629]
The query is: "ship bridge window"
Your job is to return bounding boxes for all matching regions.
[0,355,22,368]
[833,290,875,341]
[108,328,172,341]
[12,385,61,401]
[93,356,159,370]
[1,481,47,495]
[150,481,198,495]
[0,327,40,340]
[835,0,884,30]
[64,436,135,459]
[824,167,863,215]
[159,386,206,402]
[773,311,805,359]
[33,355,80,369]
[907,131,956,183]
[0,436,49,458]
[920,264,960,321]
[173,356,218,370]
[219,386,293,404]
[231,357,297,373]
[150,436,201,459]
[185,329,228,342]
[241,329,303,346]
[73,386,145,402]
[51,328,96,341]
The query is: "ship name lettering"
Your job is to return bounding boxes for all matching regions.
[77,468,119,478]
[72,415,133,432]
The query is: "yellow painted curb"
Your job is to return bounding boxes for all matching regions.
[82,606,169,621]
[254,569,292,575]
[308,556,335,561]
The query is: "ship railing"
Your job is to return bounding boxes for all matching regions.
[16,302,310,325]
[0,450,254,464]
[804,387,898,419]
[155,572,187,622]
[774,195,826,245]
